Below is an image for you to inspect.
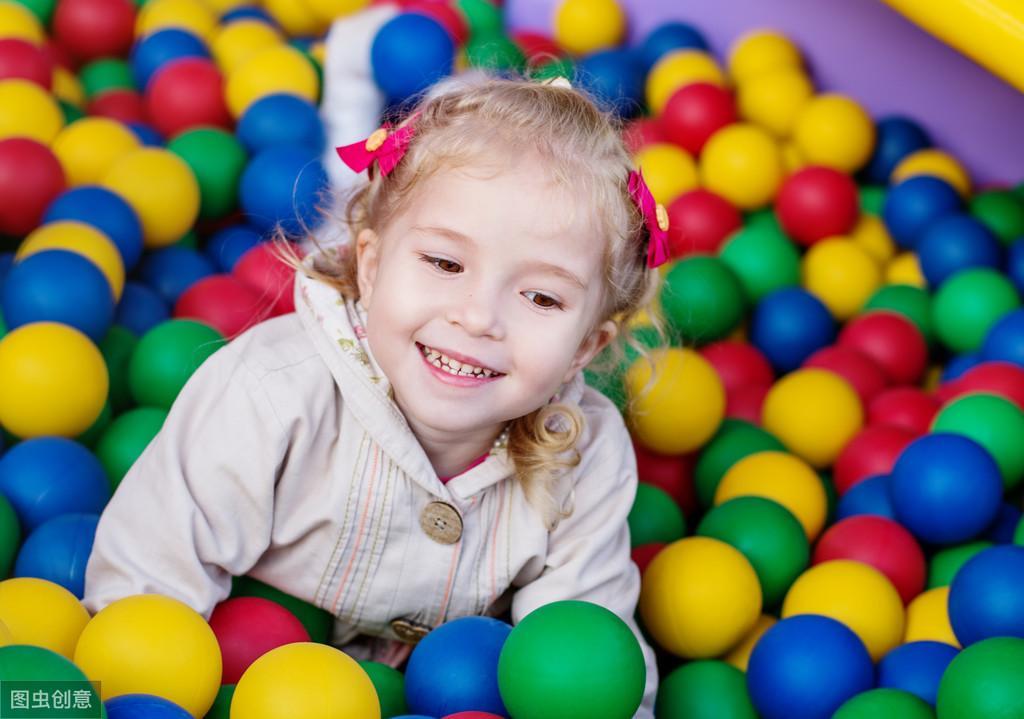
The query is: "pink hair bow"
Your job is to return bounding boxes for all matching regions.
[336,112,421,177]
[627,169,671,269]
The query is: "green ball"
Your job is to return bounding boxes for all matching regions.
[697,496,809,608]
[12,0,56,24]
[931,268,1020,354]
[465,32,526,72]
[655,660,756,719]
[865,284,934,345]
[168,128,248,220]
[230,575,334,644]
[1016,517,1024,546]
[498,600,646,719]
[204,684,234,719]
[719,216,801,303]
[79,58,134,99]
[0,645,106,717]
[628,483,685,548]
[95,406,167,489]
[928,541,993,589]
[694,419,785,507]
[531,57,575,81]
[932,393,1024,489]
[859,185,887,216]
[937,637,1024,718]
[455,0,503,37]
[661,256,747,345]
[100,325,139,413]
[0,492,20,579]
[833,688,935,719]
[76,399,113,449]
[970,190,1024,246]
[358,661,408,718]
[129,319,225,409]
[60,99,85,124]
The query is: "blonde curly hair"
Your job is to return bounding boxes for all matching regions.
[285,72,668,529]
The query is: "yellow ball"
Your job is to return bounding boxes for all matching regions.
[136,0,217,41]
[0,578,90,659]
[714,450,827,540]
[0,78,63,144]
[52,66,85,107]
[0,1,44,44]
[781,141,806,174]
[904,586,959,648]
[849,213,896,265]
[891,148,972,197]
[0,617,12,646]
[74,594,222,717]
[736,68,814,137]
[17,221,125,300]
[724,614,776,671]
[202,0,249,12]
[262,0,327,37]
[761,368,863,469]
[305,0,370,23]
[802,237,882,320]
[700,123,784,210]
[728,30,803,84]
[782,560,905,661]
[625,347,725,455]
[101,148,199,249]
[633,143,698,205]
[646,49,727,115]
[225,45,320,118]
[639,537,762,658]
[553,0,626,56]
[232,642,380,718]
[886,252,926,288]
[0,323,108,439]
[211,19,283,74]
[793,93,875,173]
[52,118,140,188]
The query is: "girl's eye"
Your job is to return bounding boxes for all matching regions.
[419,254,564,311]
[420,254,462,273]
[523,291,564,311]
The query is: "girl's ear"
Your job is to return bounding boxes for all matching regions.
[563,319,618,384]
[355,228,381,309]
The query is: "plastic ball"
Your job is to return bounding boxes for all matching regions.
[936,637,1024,718]
[736,68,814,138]
[551,0,625,55]
[129,28,209,90]
[883,175,962,250]
[43,186,144,271]
[574,47,643,118]
[139,246,215,305]
[639,536,761,658]
[633,441,696,515]
[205,226,262,272]
[905,587,959,646]
[229,576,333,645]
[208,596,310,684]
[0,37,52,88]
[128,319,224,410]
[145,57,230,138]
[18,220,125,299]
[52,118,140,190]
[0,78,62,143]
[939,361,1024,410]
[802,237,881,320]
[659,256,745,344]
[0,2,45,43]
[981,307,1024,367]
[661,82,737,154]
[892,148,971,196]
[95,406,166,488]
[863,116,931,184]
[239,144,328,237]
[694,419,786,507]
[868,386,939,436]
[728,29,802,83]
[0,645,103,716]
[833,425,915,496]
[890,433,1003,545]
[747,614,874,719]
[775,166,859,247]
[849,213,897,265]
[804,346,887,408]
[359,661,407,719]
[173,274,265,338]
[210,18,282,75]
[622,116,667,153]
[0,494,19,579]
[930,541,992,589]
[886,251,926,287]
[723,614,776,671]
[665,188,741,257]
[625,347,725,455]
[136,0,217,42]
[226,44,318,118]
[637,21,708,74]
[101,147,200,249]
[878,640,958,706]
[0,137,65,236]
[106,694,192,719]
[750,287,835,372]
[719,213,801,302]
[947,545,1024,645]
[655,661,757,719]
[116,281,170,337]
[833,688,934,719]
[792,94,875,173]
[628,483,685,547]
[917,214,1002,287]
[633,142,697,205]
[0,577,90,659]
[645,49,726,115]
[932,393,1024,490]
[700,123,784,210]
[699,340,774,396]
[369,13,452,103]
[932,268,1020,354]
[52,0,135,63]
[498,601,645,719]
[838,311,928,385]
[88,88,147,124]
[14,513,98,598]
[836,473,895,521]
[167,127,246,220]
[972,189,1024,244]
[236,93,324,154]
[865,284,933,345]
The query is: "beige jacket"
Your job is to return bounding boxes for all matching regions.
[83,269,659,717]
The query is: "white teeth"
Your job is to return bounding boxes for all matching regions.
[420,343,500,377]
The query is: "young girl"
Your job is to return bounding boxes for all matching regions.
[83,73,668,717]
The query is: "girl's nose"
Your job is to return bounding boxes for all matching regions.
[445,293,505,340]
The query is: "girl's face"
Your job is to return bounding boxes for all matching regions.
[355,155,617,449]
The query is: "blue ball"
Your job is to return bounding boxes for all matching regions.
[981,308,1024,367]
[237,93,325,154]
[984,502,1022,543]
[0,437,110,533]
[2,250,114,342]
[14,513,99,598]
[138,246,216,305]
[0,252,12,287]
[129,29,209,89]
[576,48,645,118]
[890,433,1003,545]
[836,474,896,521]
[43,186,145,270]
[370,13,454,103]
[404,616,511,717]
[205,226,263,272]
[917,214,1002,287]
[1008,238,1024,295]
[941,353,983,382]
[747,614,874,719]
[220,6,275,24]
[115,281,170,337]
[949,545,1024,645]
[878,641,959,706]
[128,122,165,147]
[638,22,709,74]
[750,287,836,373]
[883,176,962,250]
[863,116,932,185]
[106,695,192,719]
[239,145,328,237]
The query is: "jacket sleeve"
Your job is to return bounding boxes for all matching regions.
[510,407,659,719]
[82,341,287,620]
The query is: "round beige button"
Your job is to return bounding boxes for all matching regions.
[420,501,463,544]
[390,618,431,644]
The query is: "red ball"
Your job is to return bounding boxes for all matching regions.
[52,0,136,63]
[174,274,269,338]
[407,2,469,44]
[622,116,667,154]
[146,58,231,138]
[804,345,888,407]
[510,31,562,67]
[867,387,940,437]
[631,542,666,575]
[0,138,65,236]
[838,311,928,385]
[0,38,52,88]
[700,340,774,395]
[726,383,769,424]
[233,242,300,316]
[937,361,1024,411]
[633,437,697,517]
[88,88,147,124]
[666,189,742,257]
[209,596,310,684]
[813,515,926,605]
[41,41,75,72]
[775,165,859,247]
[661,82,737,154]
[833,424,915,495]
